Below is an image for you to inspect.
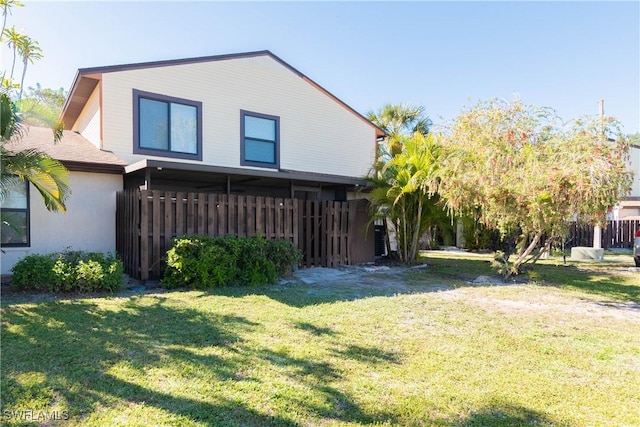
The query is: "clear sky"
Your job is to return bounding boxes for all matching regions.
[3,1,639,134]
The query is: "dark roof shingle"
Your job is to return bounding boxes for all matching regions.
[4,126,126,173]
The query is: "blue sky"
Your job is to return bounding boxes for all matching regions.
[4,1,640,133]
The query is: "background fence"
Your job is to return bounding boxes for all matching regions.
[116,189,372,280]
[568,220,640,248]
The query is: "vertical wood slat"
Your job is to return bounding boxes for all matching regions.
[266,197,274,239]
[139,190,149,280]
[303,200,311,267]
[256,196,264,235]
[238,195,246,237]
[246,196,255,237]
[152,191,161,278]
[218,194,227,236]
[198,192,207,235]
[207,193,217,236]
[186,193,195,235]
[228,194,237,236]
[347,201,358,265]
[175,192,184,237]
[164,191,173,256]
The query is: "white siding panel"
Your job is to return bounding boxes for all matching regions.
[1,172,122,274]
[73,85,101,148]
[101,55,376,178]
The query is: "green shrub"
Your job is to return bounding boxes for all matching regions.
[265,238,302,277]
[11,250,124,293]
[162,235,301,289]
[10,254,56,291]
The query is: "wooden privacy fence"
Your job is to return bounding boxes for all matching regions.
[116,189,370,280]
[568,220,640,248]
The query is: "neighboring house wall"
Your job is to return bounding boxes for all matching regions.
[616,145,640,219]
[1,171,122,275]
[96,55,376,178]
[72,85,101,149]
[630,145,640,197]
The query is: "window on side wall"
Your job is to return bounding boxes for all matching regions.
[133,89,203,161]
[1,178,29,247]
[241,110,279,168]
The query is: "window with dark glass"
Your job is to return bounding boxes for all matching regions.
[1,178,29,247]
[133,89,202,160]
[241,110,279,168]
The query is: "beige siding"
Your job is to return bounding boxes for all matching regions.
[101,55,376,178]
[73,85,101,148]
[1,171,122,274]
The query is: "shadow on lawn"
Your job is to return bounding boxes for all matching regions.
[0,296,399,426]
[452,402,568,427]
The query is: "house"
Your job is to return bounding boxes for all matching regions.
[1,50,383,277]
[615,142,640,219]
[1,127,126,275]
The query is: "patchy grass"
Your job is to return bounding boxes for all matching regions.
[1,252,639,426]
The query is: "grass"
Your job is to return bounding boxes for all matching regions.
[1,251,639,426]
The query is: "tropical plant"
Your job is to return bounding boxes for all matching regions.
[17,36,42,100]
[368,132,442,264]
[437,98,633,278]
[0,0,69,221]
[368,103,432,158]
[0,0,23,39]
[3,25,24,81]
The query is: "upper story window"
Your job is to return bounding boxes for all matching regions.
[133,89,203,161]
[241,110,280,168]
[1,178,29,247]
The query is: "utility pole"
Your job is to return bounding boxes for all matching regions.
[593,99,604,250]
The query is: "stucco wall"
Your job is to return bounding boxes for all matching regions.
[1,171,122,275]
[98,55,376,178]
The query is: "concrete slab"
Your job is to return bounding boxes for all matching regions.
[570,247,604,261]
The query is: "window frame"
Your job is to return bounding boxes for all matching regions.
[1,178,30,247]
[133,89,203,161]
[240,109,280,169]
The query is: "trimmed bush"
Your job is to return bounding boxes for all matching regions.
[11,250,124,293]
[265,238,302,277]
[162,235,301,289]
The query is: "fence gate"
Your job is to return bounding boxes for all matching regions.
[116,189,372,280]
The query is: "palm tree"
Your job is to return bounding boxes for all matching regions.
[3,25,24,81]
[367,103,432,157]
[17,36,42,99]
[1,92,70,212]
[0,0,23,39]
[368,132,442,264]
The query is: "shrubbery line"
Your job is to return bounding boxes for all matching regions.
[162,235,302,289]
[11,250,124,293]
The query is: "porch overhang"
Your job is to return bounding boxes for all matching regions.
[124,159,370,193]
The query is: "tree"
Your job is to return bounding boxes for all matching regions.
[0,0,23,39]
[3,25,24,81]
[367,103,432,157]
[368,132,442,264]
[16,84,65,139]
[17,35,42,100]
[437,98,633,278]
[0,0,70,221]
[1,92,70,212]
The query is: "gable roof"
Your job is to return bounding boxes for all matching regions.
[61,50,385,138]
[4,126,126,173]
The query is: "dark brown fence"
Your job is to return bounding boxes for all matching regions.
[568,220,640,248]
[116,189,372,280]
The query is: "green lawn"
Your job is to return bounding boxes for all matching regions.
[2,252,639,426]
